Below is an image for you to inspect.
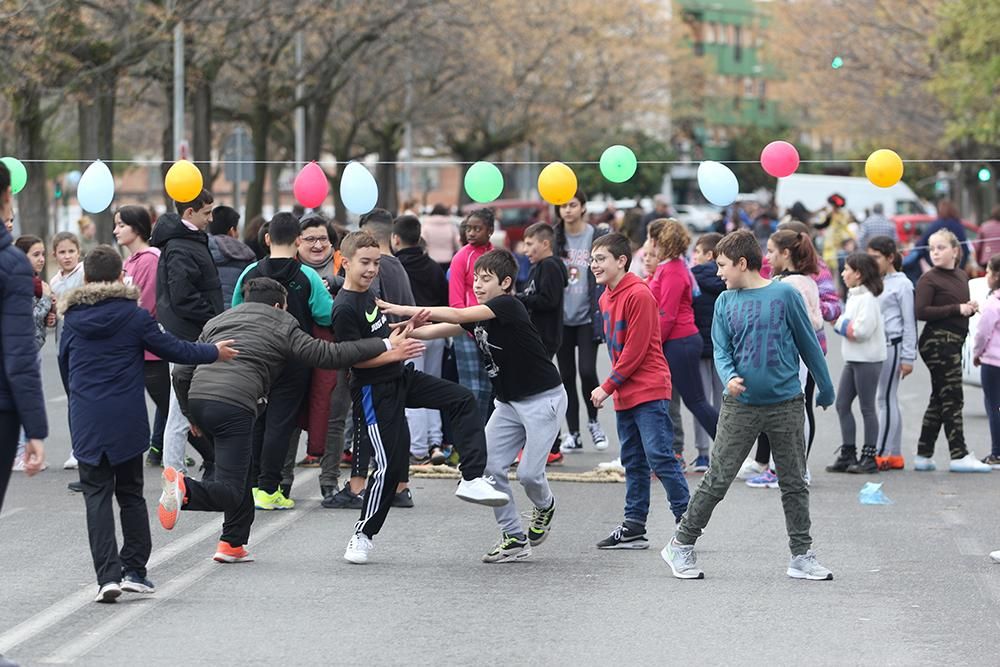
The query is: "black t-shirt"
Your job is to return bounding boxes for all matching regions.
[332,288,399,386]
[461,294,562,402]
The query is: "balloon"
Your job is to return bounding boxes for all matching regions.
[865,149,904,188]
[340,161,378,215]
[0,156,27,194]
[77,160,115,213]
[65,170,82,189]
[697,161,739,207]
[760,141,800,178]
[599,145,637,183]
[293,162,329,209]
[537,162,578,206]
[464,161,504,203]
[164,159,204,203]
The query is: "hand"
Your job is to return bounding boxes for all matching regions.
[23,439,45,476]
[375,299,406,317]
[726,376,746,398]
[215,339,239,361]
[960,302,977,317]
[900,362,914,378]
[973,357,981,367]
[389,339,426,362]
[590,386,609,408]
[45,312,57,327]
[388,321,411,348]
[816,389,835,410]
[189,424,202,438]
[408,308,431,330]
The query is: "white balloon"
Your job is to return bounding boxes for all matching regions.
[77,160,115,213]
[339,161,378,215]
[697,161,739,207]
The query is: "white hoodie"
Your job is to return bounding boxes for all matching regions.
[834,285,887,362]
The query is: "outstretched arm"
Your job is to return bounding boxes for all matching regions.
[377,299,494,324]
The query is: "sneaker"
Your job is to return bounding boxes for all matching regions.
[409,453,432,466]
[804,467,812,486]
[746,469,779,489]
[67,481,84,493]
[546,452,564,466]
[297,454,321,468]
[184,455,196,468]
[596,523,649,550]
[588,420,609,451]
[982,455,1000,470]
[322,485,364,509]
[597,457,625,473]
[482,532,531,563]
[392,488,414,508]
[455,476,509,507]
[320,483,338,500]
[913,455,937,471]
[787,550,833,580]
[145,447,163,467]
[736,458,766,480]
[528,500,555,546]
[691,455,710,473]
[876,455,906,471]
[213,541,254,563]
[157,467,185,530]
[826,446,857,473]
[661,538,704,579]
[950,453,992,473]
[121,572,155,594]
[429,446,448,465]
[846,454,879,474]
[254,488,295,510]
[63,454,78,470]
[559,432,583,453]
[94,581,122,603]
[990,550,1000,564]
[344,533,374,564]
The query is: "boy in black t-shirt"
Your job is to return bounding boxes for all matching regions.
[332,232,508,565]
[379,249,568,563]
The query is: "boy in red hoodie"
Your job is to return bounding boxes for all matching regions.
[589,233,690,550]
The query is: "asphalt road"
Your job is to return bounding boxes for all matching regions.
[2,334,999,666]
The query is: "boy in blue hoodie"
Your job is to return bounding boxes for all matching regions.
[689,233,725,471]
[59,246,236,603]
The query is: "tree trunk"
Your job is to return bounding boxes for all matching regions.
[191,79,213,187]
[245,106,271,222]
[375,126,402,213]
[78,70,117,244]
[13,83,50,244]
[305,96,332,162]
[160,82,174,210]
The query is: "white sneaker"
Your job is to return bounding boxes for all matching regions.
[803,467,812,486]
[949,453,992,473]
[588,420,609,451]
[559,432,582,453]
[11,456,24,472]
[913,456,937,471]
[455,476,509,507]
[344,533,374,564]
[736,458,766,480]
[63,454,78,470]
[597,457,625,473]
[990,550,1000,564]
[94,581,122,603]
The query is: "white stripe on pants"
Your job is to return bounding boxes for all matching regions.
[405,337,445,456]
[876,341,903,456]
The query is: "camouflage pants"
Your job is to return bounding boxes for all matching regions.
[917,328,968,459]
[676,394,812,556]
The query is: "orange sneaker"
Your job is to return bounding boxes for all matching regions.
[213,541,254,563]
[158,467,186,530]
[876,456,905,471]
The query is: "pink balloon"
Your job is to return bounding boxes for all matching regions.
[293,161,329,208]
[760,141,800,178]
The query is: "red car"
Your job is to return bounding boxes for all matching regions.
[461,200,551,248]
[894,214,979,247]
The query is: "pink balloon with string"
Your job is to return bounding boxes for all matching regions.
[760,141,800,178]
[293,161,329,208]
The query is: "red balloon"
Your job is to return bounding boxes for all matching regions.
[760,141,800,178]
[293,162,329,208]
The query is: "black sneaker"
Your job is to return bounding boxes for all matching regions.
[121,572,155,594]
[320,483,338,500]
[596,523,650,550]
[322,485,364,509]
[409,454,431,466]
[429,446,448,465]
[391,488,414,508]
[482,532,531,563]
[847,454,879,474]
[826,446,857,473]
[528,499,555,546]
[67,481,84,493]
[146,447,162,467]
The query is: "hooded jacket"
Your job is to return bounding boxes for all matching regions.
[691,261,726,358]
[232,257,332,331]
[396,246,449,307]
[58,282,219,466]
[0,224,47,439]
[209,234,257,309]
[150,213,224,341]
[598,272,671,411]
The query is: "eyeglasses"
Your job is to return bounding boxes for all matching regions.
[302,236,330,246]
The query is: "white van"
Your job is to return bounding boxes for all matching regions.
[775,174,928,221]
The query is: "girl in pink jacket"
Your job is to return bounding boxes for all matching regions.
[973,254,1000,468]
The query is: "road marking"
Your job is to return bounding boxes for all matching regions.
[0,506,26,519]
[0,469,319,657]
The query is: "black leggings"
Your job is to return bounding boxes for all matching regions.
[556,323,599,433]
[755,373,816,464]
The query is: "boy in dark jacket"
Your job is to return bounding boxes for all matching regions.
[59,246,234,603]
[208,205,256,309]
[689,232,725,471]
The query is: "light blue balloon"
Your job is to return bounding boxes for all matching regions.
[696,160,738,207]
[340,161,378,215]
[77,160,115,213]
[66,169,82,189]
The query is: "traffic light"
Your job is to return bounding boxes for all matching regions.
[831,56,844,69]
[53,180,62,200]
[978,166,992,182]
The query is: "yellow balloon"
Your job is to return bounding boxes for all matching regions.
[865,149,904,188]
[165,160,205,202]
[537,162,578,206]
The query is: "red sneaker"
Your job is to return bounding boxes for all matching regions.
[297,454,321,468]
[546,452,564,466]
[213,541,255,563]
[158,467,186,531]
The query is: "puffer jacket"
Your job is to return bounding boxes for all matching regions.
[209,234,257,309]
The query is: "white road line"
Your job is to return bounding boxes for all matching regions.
[0,469,319,656]
[0,506,26,519]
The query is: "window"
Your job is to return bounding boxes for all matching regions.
[734,25,742,62]
[744,77,755,98]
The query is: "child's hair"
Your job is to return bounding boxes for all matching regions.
[340,230,380,259]
[553,191,587,258]
[83,245,123,283]
[769,229,818,275]
[554,190,587,224]
[929,228,960,249]
[267,212,301,245]
[175,189,214,216]
[258,220,270,251]
[473,249,518,291]
[52,231,80,251]
[0,161,9,193]
[715,230,763,270]
[866,235,902,271]
[209,205,240,236]
[359,208,394,227]
[651,218,690,260]
[392,214,422,247]
[117,205,152,241]
[845,252,883,296]
[524,221,555,246]
[14,234,42,255]
[591,232,632,271]
[243,276,288,307]
[695,232,722,257]
[464,207,496,232]
[988,253,1000,275]
[77,216,93,233]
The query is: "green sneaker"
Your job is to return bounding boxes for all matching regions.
[482,532,531,563]
[253,488,295,511]
[528,499,555,546]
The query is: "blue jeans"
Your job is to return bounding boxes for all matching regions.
[618,399,690,523]
[981,363,1000,457]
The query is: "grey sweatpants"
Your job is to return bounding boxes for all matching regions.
[694,358,724,456]
[876,341,904,457]
[484,386,567,536]
[836,360,884,448]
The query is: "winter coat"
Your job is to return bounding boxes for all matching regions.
[0,224,48,439]
[209,234,257,309]
[395,246,449,307]
[58,282,219,466]
[691,261,726,358]
[150,213,224,341]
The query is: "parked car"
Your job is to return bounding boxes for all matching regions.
[674,204,721,233]
[894,214,979,247]
[462,199,550,249]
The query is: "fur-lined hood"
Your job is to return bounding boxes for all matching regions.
[60,282,144,341]
[58,282,140,316]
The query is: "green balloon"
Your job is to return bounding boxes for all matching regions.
[1,156,27,194]
[464,161,504,203]
[600,145,637,183]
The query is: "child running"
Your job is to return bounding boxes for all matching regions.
[665,230,835,580]
[973,253,1000,469]
[49,231,84,471]
[380,249,567,562]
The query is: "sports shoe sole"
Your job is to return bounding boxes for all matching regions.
[455,488,509,507]
[120,580,155,594]
[214,552,255,563]
[158,468,183,530]
[597,540,650,550]
[483,547,532,563]
[95,585,122,603]
[746,481,779,489]
[786,568,833,581]
[594,441,609,451]
[344,551,369,565]
[660,545,705,579]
